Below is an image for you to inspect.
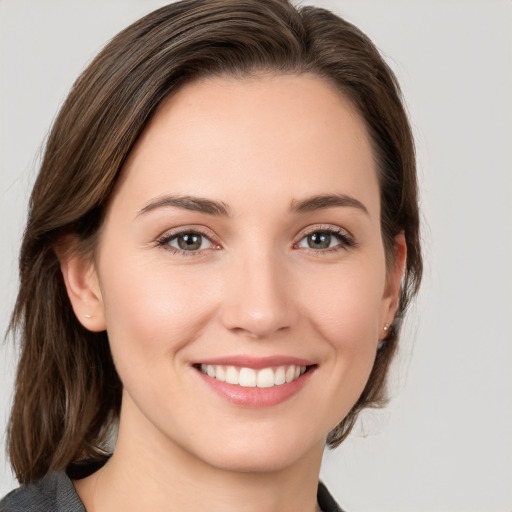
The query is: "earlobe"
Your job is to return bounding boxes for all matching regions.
[55,237,106,332]
[381,232,407,334]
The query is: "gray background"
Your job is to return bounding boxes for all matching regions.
[1,1,511,510]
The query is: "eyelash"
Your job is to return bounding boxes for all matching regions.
[156,225,356,256]
[294,225,356,254]
[156,227,220,257]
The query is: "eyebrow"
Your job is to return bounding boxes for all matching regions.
[137,195,231,217]
[290,194,369,216]
[137,192,369,218]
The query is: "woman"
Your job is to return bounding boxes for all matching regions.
[1,0,422,510]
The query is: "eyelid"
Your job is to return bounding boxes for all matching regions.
[155,225,222,253]
[293,224,356,251]
[154,223,355,255]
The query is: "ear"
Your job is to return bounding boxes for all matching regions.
[380,232,407,337]
[55,236,107,332]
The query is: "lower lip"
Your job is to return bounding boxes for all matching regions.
[195,368,315,408]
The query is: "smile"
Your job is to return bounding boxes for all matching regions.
[199,364,307,388]
[193,356,316,407]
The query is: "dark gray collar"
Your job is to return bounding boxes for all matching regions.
[1,472,345,512]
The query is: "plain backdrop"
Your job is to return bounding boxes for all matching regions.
[1,1,511,511]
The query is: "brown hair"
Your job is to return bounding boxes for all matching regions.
[8,0,422,484]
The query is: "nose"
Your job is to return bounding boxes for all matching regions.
[219,249,298,339]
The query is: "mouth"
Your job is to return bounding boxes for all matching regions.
[191,357,317,407]
[195,363,312,388]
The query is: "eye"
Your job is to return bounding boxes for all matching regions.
[158,230,217,253]
[296,228,353,251]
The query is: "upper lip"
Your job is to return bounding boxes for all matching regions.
[192,355,316,369]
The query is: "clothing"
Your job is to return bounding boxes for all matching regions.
[0,472,344,512]
[317,481,344,512]
[0,472,85,512]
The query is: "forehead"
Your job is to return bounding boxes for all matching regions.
[114,73,379,217]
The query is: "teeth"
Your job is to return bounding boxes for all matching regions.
[256,368,274,388]
[239,367,257,387]
[215,365,226,382]
[274,366,286,385]
[226,366,239,385]
[199,364,307,387]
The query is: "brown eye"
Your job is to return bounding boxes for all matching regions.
[306,232,332,249]
[297,228,352,251]
[177,233,203,250]
[164,231,214,252]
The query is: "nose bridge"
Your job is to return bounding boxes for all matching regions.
[220,242,296,338]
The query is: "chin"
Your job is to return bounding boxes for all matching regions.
[186,428,325,474]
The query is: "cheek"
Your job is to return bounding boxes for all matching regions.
[97,252,217,373]
[297,257,387,422]
[299,258,387,348]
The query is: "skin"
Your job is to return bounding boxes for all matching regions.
[61,73,406,512]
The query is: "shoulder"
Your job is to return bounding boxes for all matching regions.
[317,481,347,512]
[0,472,85,512]
[1,474,343,512]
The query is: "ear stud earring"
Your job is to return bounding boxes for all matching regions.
[383,322,391,332]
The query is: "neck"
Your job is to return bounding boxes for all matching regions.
[75,395,325,512]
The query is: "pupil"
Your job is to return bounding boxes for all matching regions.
[178,233,201,250]
[308,232,330,249]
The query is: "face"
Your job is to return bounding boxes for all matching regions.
[71,74,404,473]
